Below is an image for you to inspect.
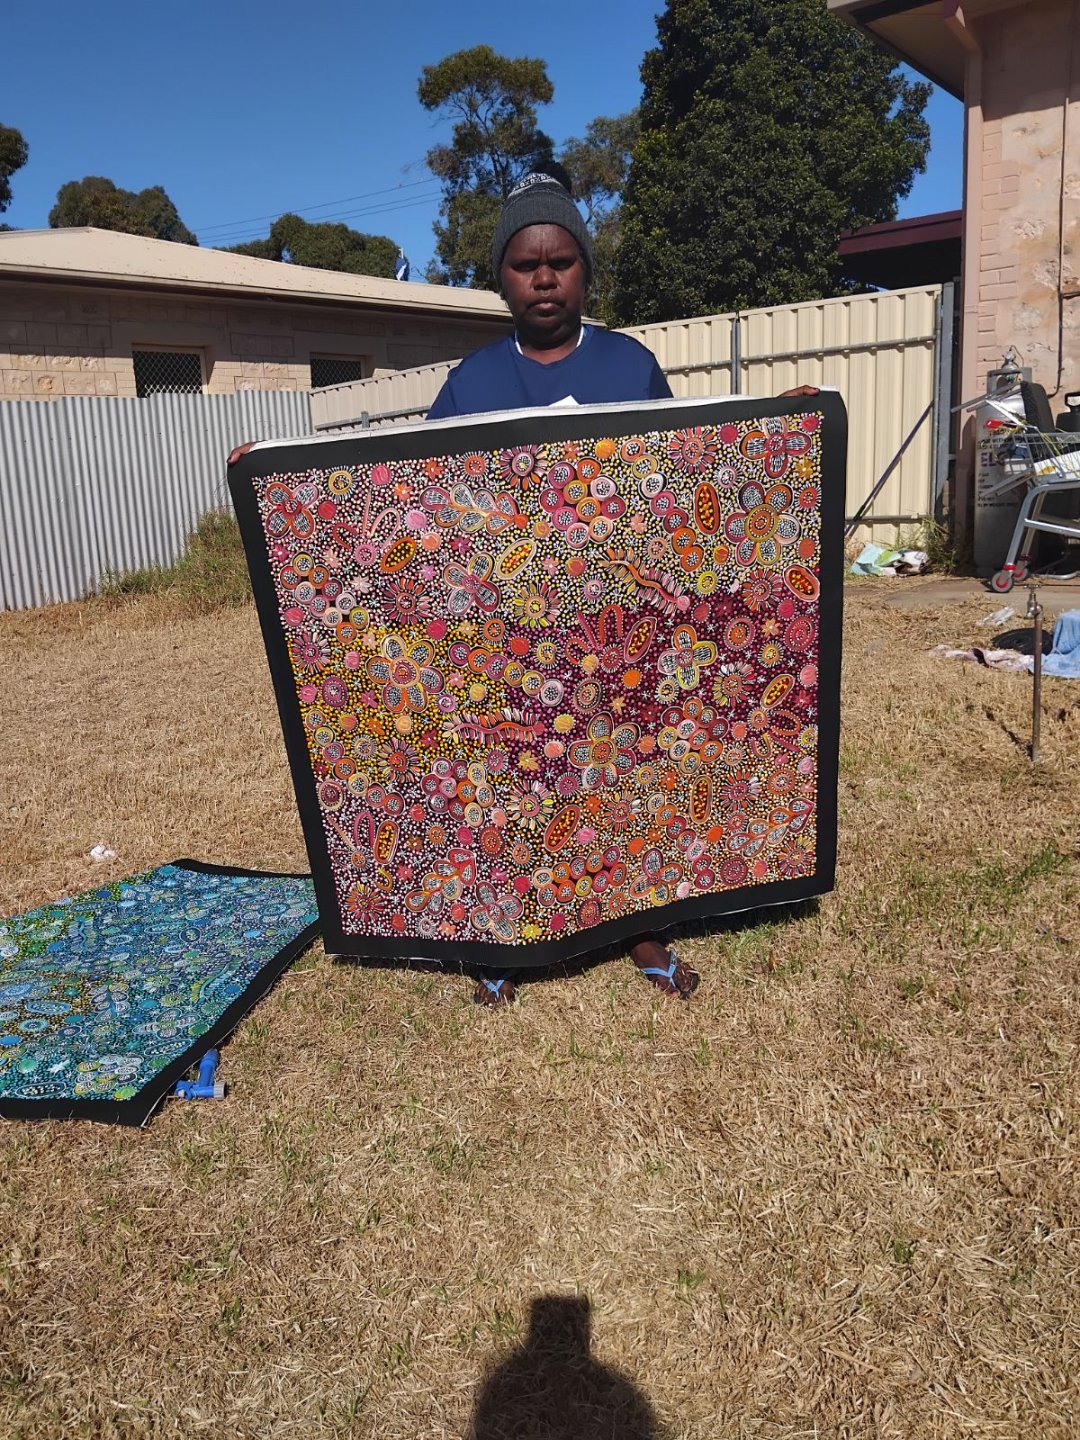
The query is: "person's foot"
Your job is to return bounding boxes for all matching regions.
[473,971,517,1008]
[630,940,700,999]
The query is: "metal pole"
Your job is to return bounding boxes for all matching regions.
[844,401,934,539]
[730,314,742,396]
[931,288,943,505]
[1027,584,1043,763]
[933,281,956,522]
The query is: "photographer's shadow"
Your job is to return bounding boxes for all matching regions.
[467,1294,666,1440]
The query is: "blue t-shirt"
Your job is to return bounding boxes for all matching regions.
[426,326,672,420]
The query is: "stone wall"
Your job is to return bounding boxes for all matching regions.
[0,283,509,400]
[950,0,1080,554]
[971,0,1080,402]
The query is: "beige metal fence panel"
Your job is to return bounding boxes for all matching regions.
[743,287,938,543]
[624,287,941,545]
[306,287,943,547]
[311,362,453,430]
[621,314,734,398]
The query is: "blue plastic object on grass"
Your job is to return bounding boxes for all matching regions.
[1041,609,1080,678]
[174,1049,225,1101]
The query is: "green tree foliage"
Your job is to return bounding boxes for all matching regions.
[418,45,556,288]
[0,123,29,215]
[560,112,639,230]
[225,236,277,260]
[48,176,198,244]
[560,112,639,324]
[612,0,931,324]
[222,213,397,278]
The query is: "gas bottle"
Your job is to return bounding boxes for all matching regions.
[974,353,1030,575]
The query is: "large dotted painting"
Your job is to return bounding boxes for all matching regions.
[231,396,845,966]
[0,862,320,1124]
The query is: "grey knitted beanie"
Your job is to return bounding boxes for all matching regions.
[491,174,594,287]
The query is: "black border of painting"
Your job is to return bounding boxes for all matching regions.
[229,393,846,968]
[0,860,321,1127]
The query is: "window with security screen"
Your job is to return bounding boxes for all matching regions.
[310,355,369,390]
[133,349,205,397]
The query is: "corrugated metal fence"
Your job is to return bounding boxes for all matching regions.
[311,285,950,545]
[1,390,310,610]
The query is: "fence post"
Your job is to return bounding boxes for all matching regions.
[932,280,956,523]
[730,314,742,395]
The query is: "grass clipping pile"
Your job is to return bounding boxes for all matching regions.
[0,580,1077,1439]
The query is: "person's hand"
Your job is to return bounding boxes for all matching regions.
[778,385,820,397]
[227,440,257,466]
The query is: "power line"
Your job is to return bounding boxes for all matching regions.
[204,192,443,247]
[208,189,440,237]
[193,176,440,236]
[199,190,443,245]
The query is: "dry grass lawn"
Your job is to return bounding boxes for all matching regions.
[0,582,1077,1439]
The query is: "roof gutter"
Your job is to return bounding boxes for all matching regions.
[831,0,969,97]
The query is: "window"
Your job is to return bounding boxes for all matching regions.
[310,355,369,390]
[133,348,204,397]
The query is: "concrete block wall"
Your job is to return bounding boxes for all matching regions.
[971,0,1080,398]
[950,0,1080,555]
[0,283,507,400]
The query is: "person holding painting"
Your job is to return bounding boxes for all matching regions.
[230,174,816,1011]
[426,173,817,1008]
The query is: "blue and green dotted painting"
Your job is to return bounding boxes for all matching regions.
[0,861,320,1125]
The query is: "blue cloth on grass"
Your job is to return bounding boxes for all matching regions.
[1041,609,1080,677]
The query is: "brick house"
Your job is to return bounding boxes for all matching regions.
[829,0,1080,544]
[0,227,512,402]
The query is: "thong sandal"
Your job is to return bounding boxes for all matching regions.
[637,946,700,1000]
[473,972,516,1008]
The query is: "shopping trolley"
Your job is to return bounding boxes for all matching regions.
[983,382,1080,593]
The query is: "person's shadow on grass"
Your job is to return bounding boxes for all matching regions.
[466,1294,667,1440]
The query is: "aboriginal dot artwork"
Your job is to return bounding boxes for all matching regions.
[0,862,319,1124]
[232,397,844,965]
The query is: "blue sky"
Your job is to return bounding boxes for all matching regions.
[4,0,963,277]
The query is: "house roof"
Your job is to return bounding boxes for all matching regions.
[0,227,510,321]
[839,209,963,288]
[831,0,1031,96]
[827,0,969,97]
